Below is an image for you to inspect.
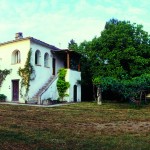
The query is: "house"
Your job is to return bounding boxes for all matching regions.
[0,32,81,104]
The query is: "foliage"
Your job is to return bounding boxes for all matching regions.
[94,19,150,79]
[18,49,35,96]
[68,39,78,50]
[57,68,70,100]
[74,18,150,101]
[0,69,11,87]
[93,74,150,100]
[0,94,6,101]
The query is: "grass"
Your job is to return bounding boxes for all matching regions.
[0,102,150,150]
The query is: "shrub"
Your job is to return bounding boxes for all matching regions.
[57,69,70,101]
[0,94,6,102]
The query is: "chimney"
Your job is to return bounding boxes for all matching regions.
[15,32,23,40]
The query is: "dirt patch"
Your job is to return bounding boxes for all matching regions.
[95,121,150,134]
[69,121,150,135]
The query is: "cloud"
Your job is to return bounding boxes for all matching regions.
[0,0,150,48]
[0,0,106,48]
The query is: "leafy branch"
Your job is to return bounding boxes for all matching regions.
[0,69,11,87]
[18,49,35,96]
[57,68,70,101]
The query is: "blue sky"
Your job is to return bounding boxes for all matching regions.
[0,0,150,48]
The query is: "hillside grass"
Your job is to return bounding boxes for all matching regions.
[0,102,150,150]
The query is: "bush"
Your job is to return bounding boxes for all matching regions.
[57,69,70,101]
[0,94,6,102]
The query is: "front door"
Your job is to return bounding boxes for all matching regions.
[12,80,19,101]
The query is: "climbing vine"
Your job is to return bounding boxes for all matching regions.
[0,69,11,87]
[18,49,35,96]
[57,68,70,101]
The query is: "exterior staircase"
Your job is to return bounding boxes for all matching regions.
[28,75,57,104]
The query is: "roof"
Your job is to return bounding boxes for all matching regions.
[30,37,61,51]
[0,36,78,54]
[0,36,61,51]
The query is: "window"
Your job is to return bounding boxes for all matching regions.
[12,50,21,64]
[44,53,49,67]
[35,50,41,65]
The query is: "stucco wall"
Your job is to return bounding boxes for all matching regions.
[65,69,81,102]
[28,42,52,99]
[28,42,66,100]
[41,76,59,100]
[0,39,30,102]
[53,53,64,74]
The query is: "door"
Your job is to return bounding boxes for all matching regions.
[12,80,19,101]
[52,58,56,75]
[74,85,77,102]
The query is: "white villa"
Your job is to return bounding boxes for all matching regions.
[0,33,81,104]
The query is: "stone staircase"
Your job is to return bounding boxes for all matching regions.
[28,75,57,104]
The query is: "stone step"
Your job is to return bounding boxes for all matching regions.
[31,75,57,103]
[27,100,38,104]
[35,77,55,95]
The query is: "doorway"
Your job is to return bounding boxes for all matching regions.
[52,58,56,75]
[73,85,77,102]
[12,80,19,101]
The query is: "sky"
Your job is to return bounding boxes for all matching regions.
[0,0,150,48]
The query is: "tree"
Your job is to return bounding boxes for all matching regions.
[68,39,78,50]
[94,19,150,78]
[73,19,150,102]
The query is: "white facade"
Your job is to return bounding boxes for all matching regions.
[0,34,81,104]
[65,69,81,102]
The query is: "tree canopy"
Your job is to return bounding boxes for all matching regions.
[70,18,150,101]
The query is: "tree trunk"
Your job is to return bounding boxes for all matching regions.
[93,84,96,101]
[97,87,102,105]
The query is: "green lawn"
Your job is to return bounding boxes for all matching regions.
[0,102,150,150]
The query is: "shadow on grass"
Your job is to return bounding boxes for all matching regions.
[0,129,32,143]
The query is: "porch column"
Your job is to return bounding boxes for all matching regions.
[78,64,81,71]
[67,52,70,69]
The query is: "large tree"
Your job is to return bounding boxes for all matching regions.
[72,19,150,102]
